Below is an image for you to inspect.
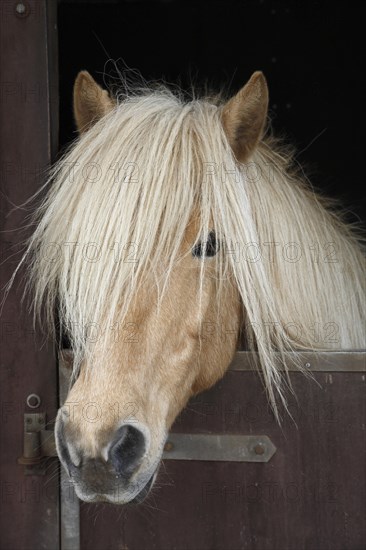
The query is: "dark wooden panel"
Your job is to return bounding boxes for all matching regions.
[231,351,366,372]
[0,2,59,549]
[80,370,365,550]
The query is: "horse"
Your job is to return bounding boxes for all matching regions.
[13,70,365,504]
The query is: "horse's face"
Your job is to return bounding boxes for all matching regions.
[56,219,241,503]
[55,70,268,504]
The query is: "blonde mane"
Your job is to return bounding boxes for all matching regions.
[15,83,366,412]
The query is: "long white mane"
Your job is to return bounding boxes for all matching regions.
[13,83,366,411]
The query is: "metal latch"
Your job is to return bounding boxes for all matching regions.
[18,413,276,475]
[163,434,276,462]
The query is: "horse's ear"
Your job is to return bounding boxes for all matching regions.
[73,71,115,134]
[221,71,269,162]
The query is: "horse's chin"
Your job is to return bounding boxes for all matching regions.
[74,470,158,505]
[128,470,157,505]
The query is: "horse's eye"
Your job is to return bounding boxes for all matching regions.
[192,231,219,258]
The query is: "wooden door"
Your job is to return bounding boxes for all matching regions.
[0,2,59,549]
[78,354,366,550]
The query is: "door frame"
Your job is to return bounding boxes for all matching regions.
[0,2,60,549]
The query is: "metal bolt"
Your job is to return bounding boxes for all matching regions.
[26,394,41,409]
[164,441,174,452]
[15,2,29,18]
[254,443,265,456]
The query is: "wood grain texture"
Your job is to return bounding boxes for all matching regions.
[0,2,59,549]
[79,370,365,550]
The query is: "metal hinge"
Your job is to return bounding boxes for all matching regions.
[17,412,56,475]
[18,412,276,475]
[162,433,276,462]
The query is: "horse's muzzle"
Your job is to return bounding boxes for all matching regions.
[54,412,156,503]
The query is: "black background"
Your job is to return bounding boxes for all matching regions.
[58,0,365,224]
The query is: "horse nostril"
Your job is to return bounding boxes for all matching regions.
[109,424,146,477]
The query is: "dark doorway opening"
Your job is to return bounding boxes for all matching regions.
[58,0,365,223]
